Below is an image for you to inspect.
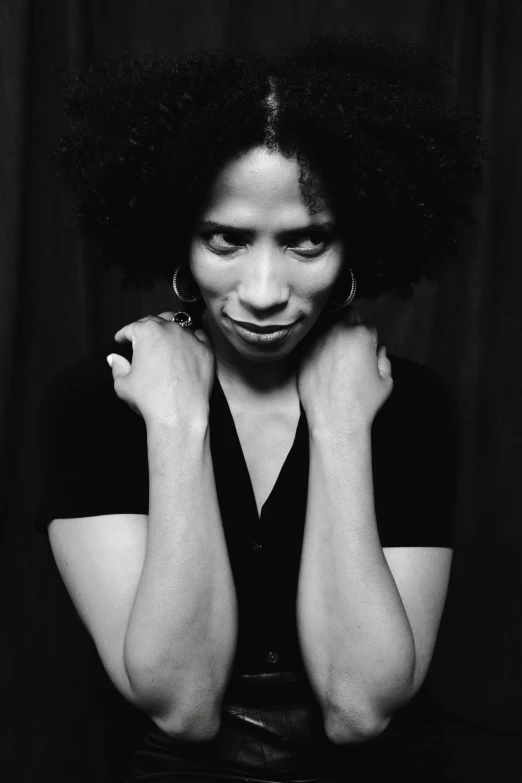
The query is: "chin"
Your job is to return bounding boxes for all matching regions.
[232,337,298,362]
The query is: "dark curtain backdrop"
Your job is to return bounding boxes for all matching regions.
[2,1,521,781]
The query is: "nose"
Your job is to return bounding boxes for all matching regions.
[237,245,290,312]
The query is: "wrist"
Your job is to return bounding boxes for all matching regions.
[308,417,372,442]
[145,412,210,477]
[145,404,210,435]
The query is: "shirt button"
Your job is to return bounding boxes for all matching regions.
[267,651,279,664]
[253,541,263,552]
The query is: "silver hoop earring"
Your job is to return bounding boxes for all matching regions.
[172,263,201,303]
[327,267,357,312]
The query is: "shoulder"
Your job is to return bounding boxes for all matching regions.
[387,353,450,395]
[35,341,149,533]
[42,339,130,394]
[38,340,140,437]
[41,339,131,397]
[371,355,460,547]
[372,353,460,458]
[382,353,459,422]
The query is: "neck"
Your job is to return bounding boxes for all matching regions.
[202,309,299,408]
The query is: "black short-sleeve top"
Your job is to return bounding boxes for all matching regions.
[34,337,460,780]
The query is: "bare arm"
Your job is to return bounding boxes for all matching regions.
[49,412,237,742]
[123,414,238,740]
[294,319,453,746]
[47,317,236,741]
[297,426,451,744]
[297,427,415,743]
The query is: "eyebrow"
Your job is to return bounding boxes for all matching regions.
[198,220,336,234]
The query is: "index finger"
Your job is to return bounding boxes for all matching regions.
[157,311,176,321]
[114,323,137,349]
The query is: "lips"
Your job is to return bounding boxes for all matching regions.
[232,319,296,333]
[229,318,297,347]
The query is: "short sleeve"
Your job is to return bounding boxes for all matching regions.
[34,341,149,533]
[371,356,460,548]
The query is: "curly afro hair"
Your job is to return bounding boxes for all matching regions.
[51,29,493,302]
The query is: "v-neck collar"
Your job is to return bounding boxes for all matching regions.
[209,369,308,525]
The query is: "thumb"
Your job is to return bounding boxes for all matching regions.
[377,346,392,378]
[194,329,211,346]
[107,353,131,378]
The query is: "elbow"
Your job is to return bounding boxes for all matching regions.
[124,655,223,741]
[125,667,222,742]
[324,704,392,745]
[323,678,416,744]
[322,649,416,745]
[152,705,222,742]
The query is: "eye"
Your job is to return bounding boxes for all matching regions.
[204,231,246,254]
[287,231,333,257]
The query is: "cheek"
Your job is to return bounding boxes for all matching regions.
[325,244,344,281]
[189,247,231,297]
[293,249,344,299]
[190,244,344,301]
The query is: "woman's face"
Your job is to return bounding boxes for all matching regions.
[189,146,344,363]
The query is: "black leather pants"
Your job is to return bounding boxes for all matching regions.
[127,671,452,783]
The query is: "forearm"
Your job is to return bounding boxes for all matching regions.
[124,414,237,739]
[297,426,415,743]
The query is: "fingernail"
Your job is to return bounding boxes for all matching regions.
[106,355,113,368]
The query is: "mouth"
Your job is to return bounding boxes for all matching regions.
[232,319,296,334]
[228,317,298,346]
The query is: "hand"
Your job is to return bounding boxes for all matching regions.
[296,307,393,435]
[107,311,214,427]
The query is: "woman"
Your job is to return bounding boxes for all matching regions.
[35,31,491,782]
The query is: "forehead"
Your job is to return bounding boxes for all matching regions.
[202,147,329,224]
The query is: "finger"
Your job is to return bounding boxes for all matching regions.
[114,322,137,347]
[135,314,166,324]
[107,353,131,378]
[194,328,211,345]
[377,345,392,377]
[357,322,379,349]
[157,311,175,321]
[128,313,174,327]
[114,316,161,345]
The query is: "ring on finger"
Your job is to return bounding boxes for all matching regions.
[171,311,193,328]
